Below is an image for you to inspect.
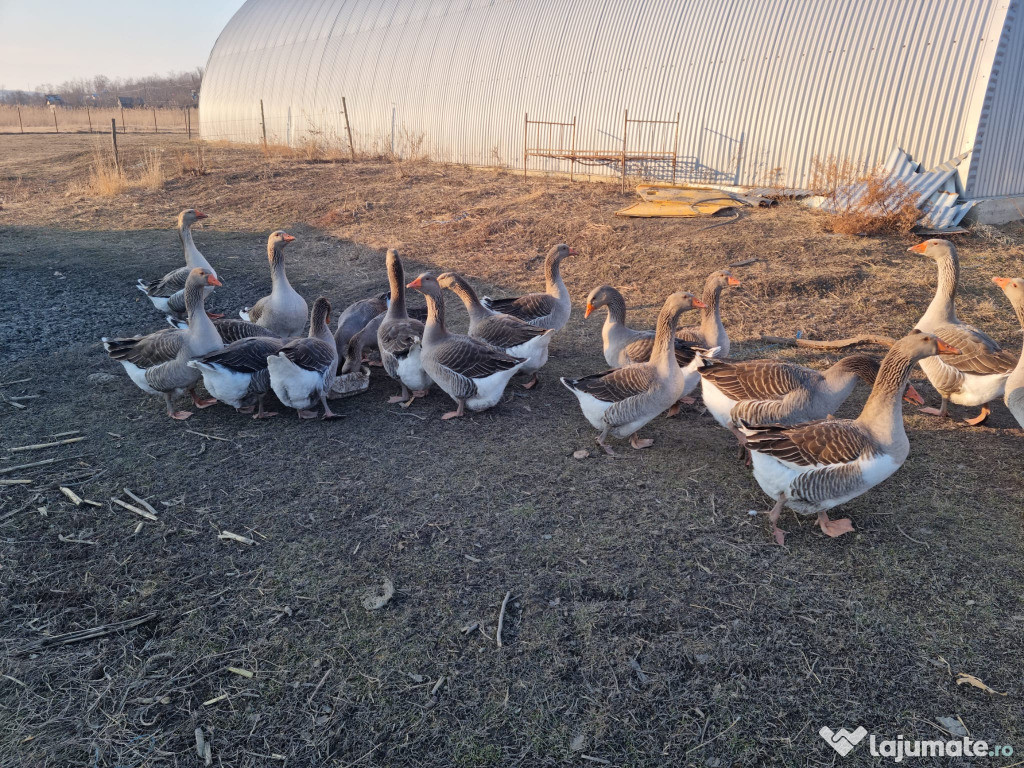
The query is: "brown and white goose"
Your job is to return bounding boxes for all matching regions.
[675,269,741,357]
[378,249,432,406]
[744,330,958,545]
[481,243,576,329]
[137,209,218,319]
[266,297,340,419]
[438,271,553,389]
[239,231,309,338]
[561,292,704,454]
[699,354,922,431]
[105,268,224,419]
[909,239,1016,424]
[407,273,526,419]
[188,336,284,419]
[167,315,279,343]
[993,276,1024,428]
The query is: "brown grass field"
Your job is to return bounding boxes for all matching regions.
[1,133,1023,767]
[0,106,192,135]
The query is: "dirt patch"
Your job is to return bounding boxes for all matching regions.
[1,134,1023,767]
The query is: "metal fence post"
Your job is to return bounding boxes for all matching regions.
[111,119,120,175]
[260,99,268,147]
[17,107,23,134]
[342,97,355,160]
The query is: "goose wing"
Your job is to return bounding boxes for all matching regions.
[623,335,698,366]
[379,317,424,356]
[744,419,874,466]
[432,336,524,379]
[104,328,185,369]
[482,293,556,323]
[244,296,269,324]
[197,337,283,372]
[700,359,808,400]
[141,266,190,297]
[565,365,658,403]
[280,338,336,373]
[213,318,280,343]
[930,322,1016,375]
[474,313,549,349]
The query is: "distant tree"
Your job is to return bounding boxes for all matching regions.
[13,70,205,108]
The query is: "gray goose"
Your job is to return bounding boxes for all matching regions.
[481,243,576,329]
[137,209,220,320]
[266,297,340,419]
[378,249,432,406]
[909,239,1016,425]
[993,276,1024,428]
[105,268,224,419]
[188,336,285,418]
[334,291,389,367]
[585,283,704,367]
[407,273,526,420]
[745,330,958,545]
[239,231,309,338]
[438,271,553,389]
[167,315,279,343]
[699,354,923,431]
[561,292,704,455]
[675,269,741,357]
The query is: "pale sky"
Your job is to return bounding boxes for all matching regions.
[0,0,245,91]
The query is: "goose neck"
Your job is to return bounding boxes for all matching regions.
[422,290,447,344]
[921,254,959,327]
[857,348,914,447]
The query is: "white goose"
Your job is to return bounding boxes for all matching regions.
[910,239,1016,424]
[744,331,958,545]
[136,209,218,319]
[266,297,340,419]
[240,231,309,338]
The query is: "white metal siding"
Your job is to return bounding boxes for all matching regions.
[200,0,1021,196]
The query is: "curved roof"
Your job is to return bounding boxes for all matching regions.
[200,0,1023,196]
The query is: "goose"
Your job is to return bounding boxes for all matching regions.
[239,231,309,338]
[266,297,340,419]
[378,249,432,406]
[992,276,1024,428]
[188,336,284,419]
[561,292,705,455]
[438,271,553,389]
[407,273,526,419]
[105,268,224,419]
[743,330,958,545]
[481,243,576,329]
[675,269,741,357]
[334,291,389,367]
[167,315,279,344]
[909,239,1016,425]
[699,354,923,432]
[136,209,219,319]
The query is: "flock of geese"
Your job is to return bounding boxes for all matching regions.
[102,209,1024,544]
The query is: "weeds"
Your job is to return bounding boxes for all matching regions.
[813,156,920,236]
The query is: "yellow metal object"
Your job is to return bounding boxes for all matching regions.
[616,185,742,218]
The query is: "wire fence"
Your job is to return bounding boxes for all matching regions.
[0,105,196,136]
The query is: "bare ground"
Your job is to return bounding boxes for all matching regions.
[1,134,1023,767]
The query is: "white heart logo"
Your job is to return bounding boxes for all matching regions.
[819,726,868,757]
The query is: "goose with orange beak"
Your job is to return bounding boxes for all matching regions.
[674,269,742,357]
[239,231,309,338]
[137,209,220,321]
[908,239,1015,425]
[407,273,526,420]
[105,268,224,419]
[992,276,1024,428]
[743,331,959,545]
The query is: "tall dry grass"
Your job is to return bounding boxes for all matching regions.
[0,105,194,134]
[811,155,921,236]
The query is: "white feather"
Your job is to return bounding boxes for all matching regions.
[187,360,252,409]
[395,346,432,391]
[266,353,322,410]
[466,363,525,410]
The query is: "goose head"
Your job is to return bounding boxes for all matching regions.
[310,296,332,330]
[993,276,1024,307]
[267,230,296,260]
[900,329,960,361]
[548,243,578,263]
[584,285,621,319]
[907,238,955,261]
[708,269,742,290]
[436,271,470,293]
[406,272,441,298]
[186,267,222,288]
[178,209,208,229]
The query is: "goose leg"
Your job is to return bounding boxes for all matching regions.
[665,403,680,418]
[522,373,539,390]
[190,389,218,409]
[816,510,854,538]
[297,409,318,419]
[252,395,277,420]
[767,495,786,546]
[596,427,618,457]
[237,405,255,415]
[441,398,466,420]
[321,395,342,420]
[964,404,991,426]
[388,385,412,405]
[164,393,192,421]
[630,433,654,450]
[918,397,949,418]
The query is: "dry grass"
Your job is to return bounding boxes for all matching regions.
[135,149,165,190]
[0,105,192,134]
[77,150,126,196]
[812,155,921,236]
[176,143,208,177]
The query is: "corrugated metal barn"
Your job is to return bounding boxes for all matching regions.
[200,0,1024,207]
